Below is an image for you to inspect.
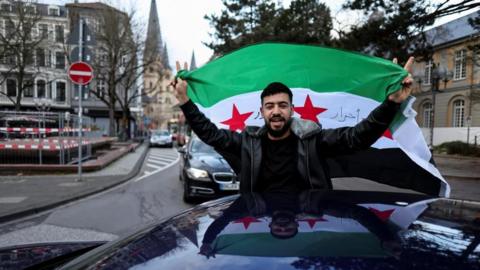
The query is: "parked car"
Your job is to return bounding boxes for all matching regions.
[179,136,238,202]
[149,130,173,147]
[3,190,478,270]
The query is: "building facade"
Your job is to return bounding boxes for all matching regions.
[0,1,70,112]
[412,11,480,146]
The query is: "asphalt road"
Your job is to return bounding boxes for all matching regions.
[0,147,190,248]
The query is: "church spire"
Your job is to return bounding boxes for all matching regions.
[190,50,197,71]
[144,0,163,60]
[162,43,171,70]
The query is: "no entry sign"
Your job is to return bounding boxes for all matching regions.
[68,61,93,85]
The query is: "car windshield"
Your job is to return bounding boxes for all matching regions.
[153,130,169,136]
[190,139,217,154]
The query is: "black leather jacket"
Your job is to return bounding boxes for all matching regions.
[180,99,400,193]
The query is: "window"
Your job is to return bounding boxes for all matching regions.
[55,52,65,69]
[23,81,34,97]
[1,3,11,12]
[55,81,66,102]
[24,5,36,14]
[36,80,46,98]
[452,99,465,127]
[36,48,45,67]
[38,24,48,39]
[55,25,64,42]
[6,79,16,97]
[454,49,467,80]
[97,79,106,98]
[422,102,433,128]
[423,60,432,85]
[6,20,15,39]
[48,7,59,16]
[25,51,34,65]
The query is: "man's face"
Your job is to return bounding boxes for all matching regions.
[261,93,293,137]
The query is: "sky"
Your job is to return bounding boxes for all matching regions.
[44,0,478,69]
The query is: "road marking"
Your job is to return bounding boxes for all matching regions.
[148,159,169,166]
[58,182,83,187]
[134,155,180,182]
[149,153,177,159]
[0,197,27,203]
[148,156,173,163]
[146,163,162,170]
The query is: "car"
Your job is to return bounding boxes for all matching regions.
[179,136,239,203]
[149,130,173,147]
[3,190,478,269]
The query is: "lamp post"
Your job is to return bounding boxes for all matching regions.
[414,62,451,148]
[34,97,52,130]
[34,97,52,164]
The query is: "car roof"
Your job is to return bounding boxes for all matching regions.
[60,190,480,269]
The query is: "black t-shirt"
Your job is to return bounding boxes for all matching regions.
[257,133,308,193]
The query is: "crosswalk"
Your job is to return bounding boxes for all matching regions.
[135,149,179,182]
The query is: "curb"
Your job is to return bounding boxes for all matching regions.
[434,153,480,161]
[442,174,480,181]
[0,143,149,224]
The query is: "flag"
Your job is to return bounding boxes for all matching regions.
[177,43,450,197]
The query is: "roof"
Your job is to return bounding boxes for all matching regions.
[425,11,479,47]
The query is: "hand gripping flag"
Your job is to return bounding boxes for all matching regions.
[176,43,450,197]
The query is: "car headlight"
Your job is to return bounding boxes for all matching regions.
[186,168,210,181]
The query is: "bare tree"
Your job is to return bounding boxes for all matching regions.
[89,6,155,140]
[0,0,54,111]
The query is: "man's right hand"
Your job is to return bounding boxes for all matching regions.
[171,61,190,105]
[172,78,189,105]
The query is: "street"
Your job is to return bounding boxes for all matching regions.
[0,148,190,248]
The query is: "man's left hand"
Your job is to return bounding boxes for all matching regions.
[388,56,414,104]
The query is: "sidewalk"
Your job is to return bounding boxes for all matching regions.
[0,143,149,223]
[433,153,480,180]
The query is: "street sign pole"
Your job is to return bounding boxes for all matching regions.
[78,18,83,181]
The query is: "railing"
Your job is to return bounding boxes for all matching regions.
[0,110,95,165]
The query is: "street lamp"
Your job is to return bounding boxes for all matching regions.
[33,97,52,165]
[34,97,53,130]
[413,62,451,148]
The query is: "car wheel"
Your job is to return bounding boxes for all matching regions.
[183,180,194,203]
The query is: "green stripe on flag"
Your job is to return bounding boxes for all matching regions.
[213,232,387,257]
[177,43,408,108]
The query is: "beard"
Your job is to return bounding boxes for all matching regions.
[265,116,292,138]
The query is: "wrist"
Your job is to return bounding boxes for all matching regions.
[178,96,190,105]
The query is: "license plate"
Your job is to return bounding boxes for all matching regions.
[220,183,239,190]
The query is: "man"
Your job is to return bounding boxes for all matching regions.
[172,57,414,194]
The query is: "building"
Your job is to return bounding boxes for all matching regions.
[412,11,480,146]
[0,1,70,112]
[65,1,136,137]
[143,0,177,131]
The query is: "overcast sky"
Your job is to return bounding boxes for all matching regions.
[45,0,478,68]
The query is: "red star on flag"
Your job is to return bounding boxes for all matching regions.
[368,208,395,222]
[220,104,253,131]
[294,95,327,123]
[382,129,393,140]
[233,216,262,229]
[298,217,328,228]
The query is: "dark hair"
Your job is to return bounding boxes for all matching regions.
[261,82,293,104]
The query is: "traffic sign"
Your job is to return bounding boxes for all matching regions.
[68,61,93,85]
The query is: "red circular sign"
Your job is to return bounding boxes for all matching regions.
[68,61,94,85]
